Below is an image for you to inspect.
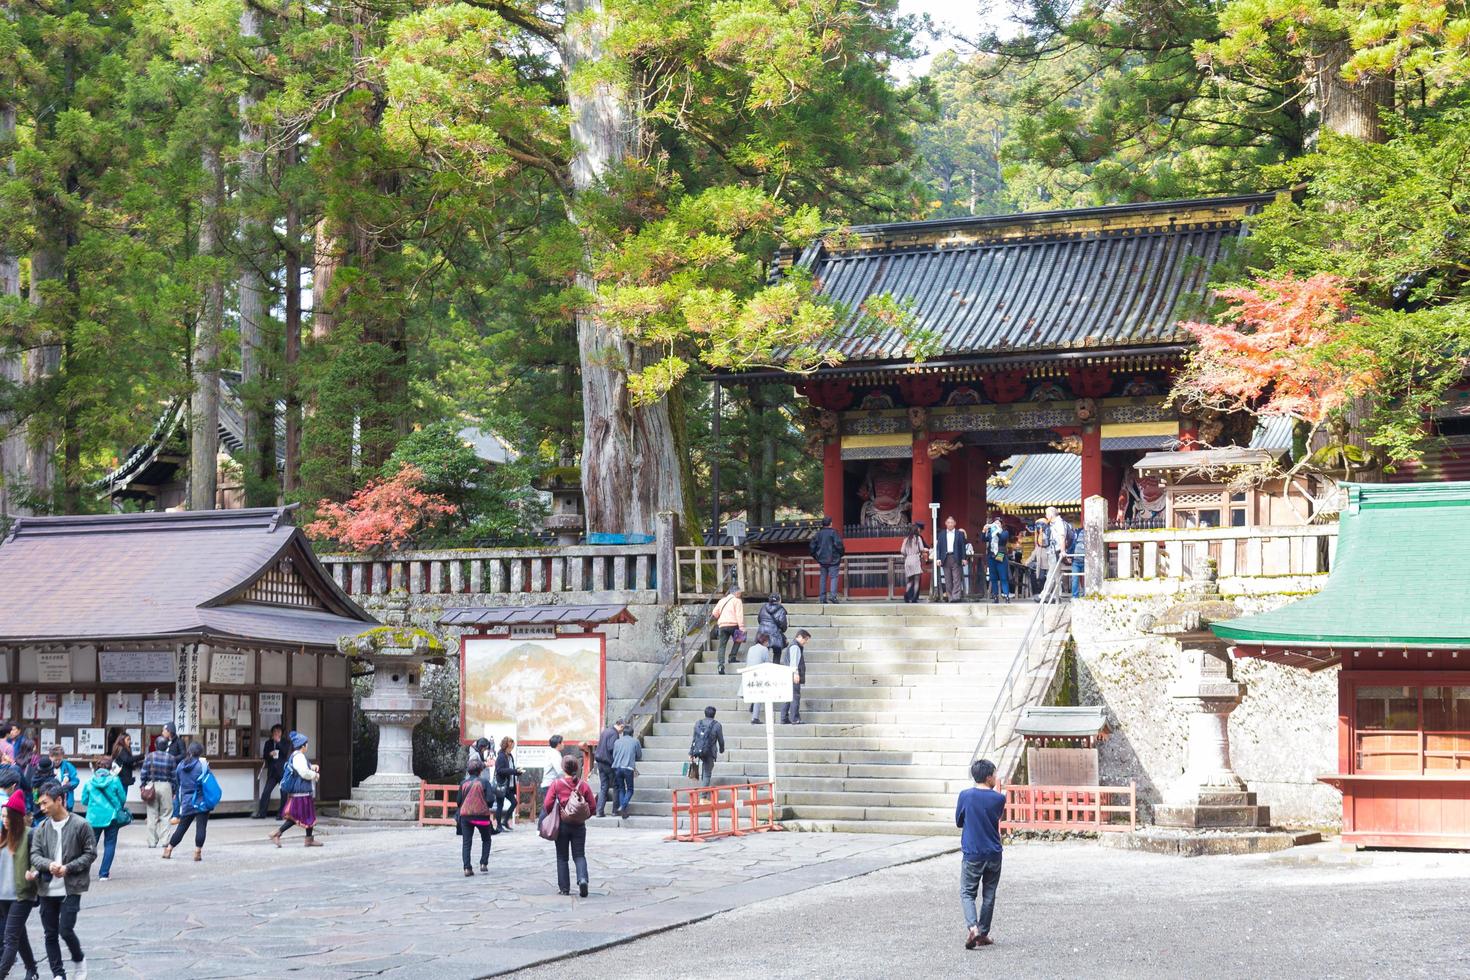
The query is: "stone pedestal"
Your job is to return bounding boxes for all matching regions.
[1144,565,1271,831]
[337,622,446,821]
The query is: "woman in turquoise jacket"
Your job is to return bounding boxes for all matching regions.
[78,756,127,880]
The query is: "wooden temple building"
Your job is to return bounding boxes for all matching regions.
[714,192,1282,565]
[0,507,375,810]
[1214,482,1470,849]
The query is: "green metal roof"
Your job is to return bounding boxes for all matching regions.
[1212,481,1470,651]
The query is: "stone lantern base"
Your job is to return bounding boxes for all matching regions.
[338,772,424,822]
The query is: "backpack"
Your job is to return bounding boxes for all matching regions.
[197,769,222,812]
[280,752,304,795]
[560,779,591,825]
[459,777,490,819]
[1066,524,1080,553]
[689,720,713,759]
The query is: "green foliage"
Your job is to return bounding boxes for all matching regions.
[382,422,546,546]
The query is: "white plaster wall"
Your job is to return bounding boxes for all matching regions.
[1070,592,1341,828]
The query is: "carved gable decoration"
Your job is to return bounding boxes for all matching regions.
[241,555,326,610]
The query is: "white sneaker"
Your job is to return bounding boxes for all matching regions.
[74,962,88,980]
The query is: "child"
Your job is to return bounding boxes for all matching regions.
[48,748,80,811]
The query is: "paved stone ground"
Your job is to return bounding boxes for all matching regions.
[64,816,954,979]
[514,840,1470,980]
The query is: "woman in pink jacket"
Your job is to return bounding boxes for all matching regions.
[712,588,745,674]
[543,757,597,897]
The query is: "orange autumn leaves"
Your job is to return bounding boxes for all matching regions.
[1175,273,1379,426]
[304,465,457,553]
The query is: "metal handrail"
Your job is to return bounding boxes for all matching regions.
[970,553,1071,779]
[625,565,737,739]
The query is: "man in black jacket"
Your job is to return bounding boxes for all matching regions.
[254,724,289,819]
[689,707,726,787]
[934,515,970,602]
[593,719,622,817]
[809,516,845,602]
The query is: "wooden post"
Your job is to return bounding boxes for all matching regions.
[1083,495,1106,595]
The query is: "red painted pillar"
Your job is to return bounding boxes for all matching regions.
[911,437,932,533]
[1081,426,1103,503]
[823,439,843,523]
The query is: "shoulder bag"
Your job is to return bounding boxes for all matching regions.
[537,795,561,841]
[560,779,591,825]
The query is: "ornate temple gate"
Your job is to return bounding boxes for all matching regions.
[712,193,1278,585]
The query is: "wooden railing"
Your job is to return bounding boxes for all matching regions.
[1103,524,1338,580]
[1002,782,1137,833]
[322,544,659,599]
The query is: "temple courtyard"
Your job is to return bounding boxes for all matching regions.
[69,818,1469,979]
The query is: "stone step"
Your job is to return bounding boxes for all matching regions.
[667,696,997,714]
[781,819,961,836]
[627,773,970,795]
[643,734,971,754]
[635,752,970,775]
[650,722,983,744]
[691,661,982,677]
[658,708,993,727]
[617,759,968,781]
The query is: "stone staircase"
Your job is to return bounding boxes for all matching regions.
[622,600,1042,835]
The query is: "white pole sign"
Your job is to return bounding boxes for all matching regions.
[738,663,795,798]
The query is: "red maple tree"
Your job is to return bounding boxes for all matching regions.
[304,464,458,553]
[1174,273,1377,425]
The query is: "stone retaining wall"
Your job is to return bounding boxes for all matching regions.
[1070,591,1340,828]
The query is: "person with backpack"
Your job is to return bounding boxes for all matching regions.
[542,756,595,897]
[711,587,745,675]
[756,593,788,665]
[76,757,126,881]
[269,732,322,848]
[1043,507,1071,599]
[30,781,96,980]
[0,788,40,980]
[457,759,496,877]
[163,742,216,861]
[688,707,726,788]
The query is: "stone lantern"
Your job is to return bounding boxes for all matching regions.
[337,619,446,821]
[1141,562,1270,829]
[536,465,585,546]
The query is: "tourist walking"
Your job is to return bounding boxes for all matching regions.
[745,633,772,723]
[0,789,39,980]
[270,732,322,848]
[137,738,176,849]
[783,629,809,725]
[900,522,927,603]
[164,742,213,861]
[712,587,745,674]
[30,781,96,980]
[0,726,17,764]
[76,759,126,882]
[107,734,141,792]
[254,724,289,819]
[610,726,641,817]
[457,759,496,876]
[46,750,78,812]
[593,721,620,818]
[981,513,1011,603]
[956,759,1005,950]
[809,516,845,602]
[935,516,969,602]
[688,707,725,788]
[466,736,493,777]
[1070,522,1086,598]
[1028,518,1051,597]
[542,757,595,897]
[1043,506,1071,596]
[494,738,523,832]
[756,593,788,665]
[540,735,569,791]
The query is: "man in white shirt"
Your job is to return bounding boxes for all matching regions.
[540,735,569,789]
[1044,507,1072,596]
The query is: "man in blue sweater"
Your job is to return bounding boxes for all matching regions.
[955,758,1005,949]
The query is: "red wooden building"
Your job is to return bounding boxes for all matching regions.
[1213,481,1470,849]
[714,194,1277,571]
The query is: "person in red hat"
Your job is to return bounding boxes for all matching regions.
[0,788,40,980]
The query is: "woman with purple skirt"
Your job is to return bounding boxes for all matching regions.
[268,732,322,848]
